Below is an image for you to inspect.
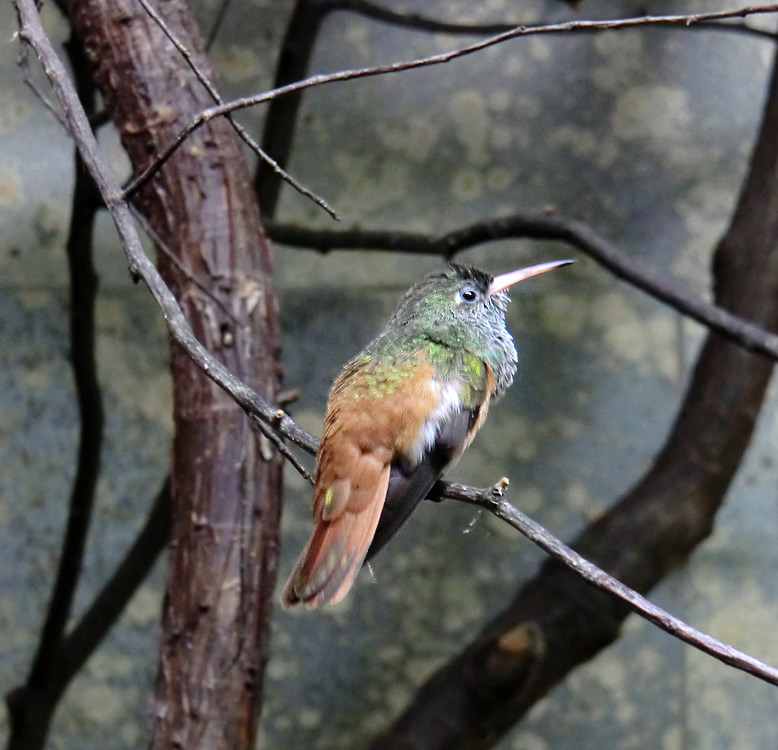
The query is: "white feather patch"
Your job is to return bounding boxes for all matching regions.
[408,380,462,465]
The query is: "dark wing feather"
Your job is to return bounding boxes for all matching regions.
[365,406,478,561]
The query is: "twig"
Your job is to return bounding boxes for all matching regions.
[266,214,778,361]
[17,32,67,129]
[123,4,778,198]
[204,0,233,51]
[251,415,314,485]
[129,205,240,325]
[133,0,338,219]
[254,0,329,217]
[334,1,778,42]
[439,481,778,687]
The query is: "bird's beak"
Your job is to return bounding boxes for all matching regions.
[490,259,575,294]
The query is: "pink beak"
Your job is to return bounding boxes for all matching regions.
[490,259,574,294]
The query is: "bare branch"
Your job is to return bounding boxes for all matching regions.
[6,35,104,748]
[124,4,778,198]
[254,0,328,216]
[129,205,241,325]
[250,414,314,485]
[334,1,778,42]
[134,0,337,218]
[204,0,233,51]
[266,214,778,361]
[439,481,778,686]
[16,31,68,129]
[58,480,171,685]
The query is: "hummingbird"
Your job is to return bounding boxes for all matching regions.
[281,259,573,609]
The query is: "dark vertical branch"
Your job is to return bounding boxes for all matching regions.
[369,43,778,750]
[254,0,328,216]
[5,35,104,750]
[6,483,171,750]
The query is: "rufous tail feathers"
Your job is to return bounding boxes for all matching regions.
[281,466,390,609]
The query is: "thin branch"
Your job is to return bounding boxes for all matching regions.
[266,214,778,361]
[134,0,337,219]
[204,0,233,51]
[254,0,329,217]
[438,481,778,687]
[129,205,240,325]
[17,32,68,129]
[250,414,314,485]
[334,1,778,42]
[123,4,778,198]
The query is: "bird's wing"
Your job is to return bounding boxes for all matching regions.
[366,355,496,561]
[281,351,440,609]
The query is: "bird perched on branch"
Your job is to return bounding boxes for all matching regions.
[281,260,573,609]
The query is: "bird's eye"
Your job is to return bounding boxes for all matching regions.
[460,287,478,303]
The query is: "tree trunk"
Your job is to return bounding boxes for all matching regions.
[58,1,283,748]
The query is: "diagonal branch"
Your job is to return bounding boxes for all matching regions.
[6,483,171,750]
[134,0,337,218]
[441,482,778,686]
[124,4,778,198]
[57,480,171,686]
[253,0,329,216]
